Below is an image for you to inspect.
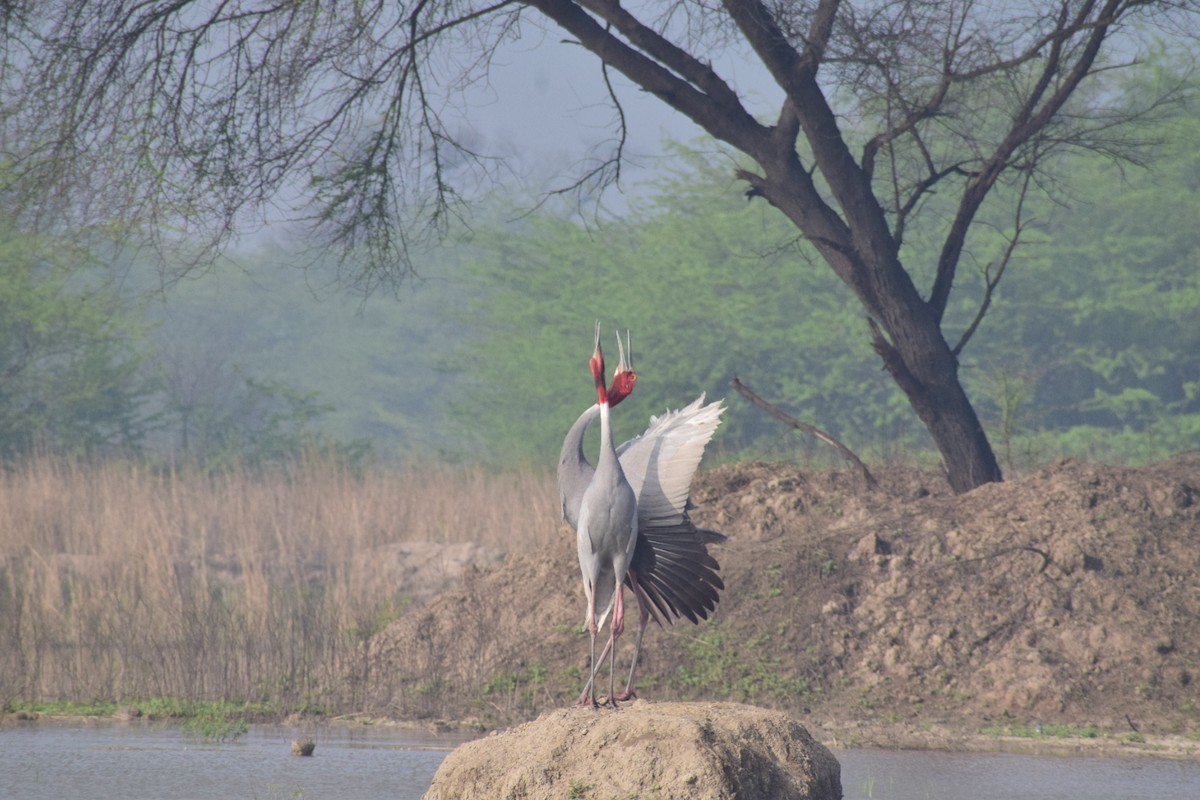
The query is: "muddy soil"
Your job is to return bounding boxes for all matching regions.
[425,701,840,800]
[360,453,1200,754]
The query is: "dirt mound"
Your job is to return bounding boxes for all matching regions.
[423,701,840,800]
[358,453,1200,744]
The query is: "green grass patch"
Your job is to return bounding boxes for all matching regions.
[566,779,592,799]
[474,664,551,725]
[981,722,1101,739]
[481,664,547,699]
[6,696,305,741]
[7,700,119,717]
[677,621,812,704]
[180,710,250,742]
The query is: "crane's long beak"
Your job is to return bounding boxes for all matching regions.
[590,320,606,394]
[614,329,632,376]
[608,329,637,406]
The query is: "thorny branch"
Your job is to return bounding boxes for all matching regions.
[953,165,1038,357]
[730,376,877,490]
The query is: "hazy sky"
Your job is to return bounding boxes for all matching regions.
[455,23,778,197]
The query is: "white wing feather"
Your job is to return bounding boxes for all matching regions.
[616,394,724,529]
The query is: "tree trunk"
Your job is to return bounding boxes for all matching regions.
[745,157,1003,494]
[868,316,1003,494]
[527,0,1008,492]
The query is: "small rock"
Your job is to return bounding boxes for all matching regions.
[291,739,316,756]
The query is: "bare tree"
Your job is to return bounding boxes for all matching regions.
[2,1,1194,491]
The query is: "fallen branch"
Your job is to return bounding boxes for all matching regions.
[730,376,877,490]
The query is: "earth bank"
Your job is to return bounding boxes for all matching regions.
[424,701,840,800]
[352,453,1200,753]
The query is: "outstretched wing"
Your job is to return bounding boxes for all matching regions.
[616,395,726,626]
[617,395,724,530]
[630,521,725,625]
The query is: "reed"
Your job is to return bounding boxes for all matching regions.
[0,454,560,711]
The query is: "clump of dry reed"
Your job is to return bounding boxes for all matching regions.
[0,454,559,711]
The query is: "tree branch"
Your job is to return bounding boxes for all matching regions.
[927,0,1125,322]
[523,49,628,220]
[952,166,1036,356]
[730,375,877,489]
[526,0,767,152]
[578,0,743,107]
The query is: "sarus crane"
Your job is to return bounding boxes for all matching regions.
[561,323,725,706]
[574,321,639,708]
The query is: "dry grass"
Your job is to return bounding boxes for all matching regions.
[0,455,560,711]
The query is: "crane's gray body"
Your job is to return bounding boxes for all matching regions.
[575,399,639,636]
[559,395,726,629]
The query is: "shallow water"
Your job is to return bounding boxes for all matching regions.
[3,722,1199,799]
[836,747,1200,800]
[0,721,474,800]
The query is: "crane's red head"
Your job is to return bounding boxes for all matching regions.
[590,323,637,407]
[608,329,636,407]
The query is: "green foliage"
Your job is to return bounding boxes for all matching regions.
[955,110,1200,467]
[168,370,368,471]
[450,151,925,465]
[0,223,380,471]
[448,94,1200,467]
[0,228,155,460]
[142,255,464,465]
[7,61,1199,471]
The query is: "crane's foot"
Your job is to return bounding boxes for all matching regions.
[612,689,637,702]
[575,688,601,709]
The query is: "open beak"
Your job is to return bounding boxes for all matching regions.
[614,329,632,377]
[607,329,637,406]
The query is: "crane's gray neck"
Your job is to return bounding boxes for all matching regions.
[560,403,600,474]
[595,399,623,478]
[558,403,600,529]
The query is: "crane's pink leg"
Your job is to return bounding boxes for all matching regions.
[612,580,626,640]
[603,578,626,708]
[578,635,616,705]
[576,591,601,709]
[579,580,640,706]
[612,575,652,702]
